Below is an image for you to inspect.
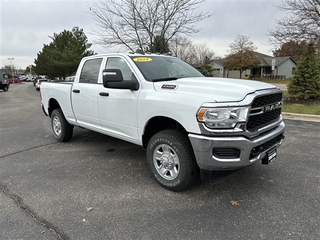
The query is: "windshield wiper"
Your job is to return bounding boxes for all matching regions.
[152,77,179,82]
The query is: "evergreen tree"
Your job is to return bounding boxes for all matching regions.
[148,35,170,54]
[200,56,213,76]
[34,27,95,79]
[288,44,320,100]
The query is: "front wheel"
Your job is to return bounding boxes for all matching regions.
[51,109,73,142]
[3,85,8,91]
[147,130,198,191]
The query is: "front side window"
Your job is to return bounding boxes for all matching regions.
[79,58,102,84]
[105,57,136,81]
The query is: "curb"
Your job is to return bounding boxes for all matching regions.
[282,112,320,122]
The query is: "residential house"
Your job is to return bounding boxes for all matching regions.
[212,52,296,79]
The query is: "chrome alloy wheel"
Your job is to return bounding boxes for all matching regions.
[153,144,180,180]
[52,115,62,137]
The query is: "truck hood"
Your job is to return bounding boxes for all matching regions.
[153,77,278,102]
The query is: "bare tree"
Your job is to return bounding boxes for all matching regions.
[192,42,215,65]
[224,35,260,78]
[89,0,211,51]
[170,37,196,63]
[227,35,257,54]
[170,37,215,66]
[269,0,320,45]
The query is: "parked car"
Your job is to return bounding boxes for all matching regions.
[19,75,28,81]
[4,74,21,83]
[35,79,49,91]
[65,76,75,82]
[0,71,10,91]
[33,77,40,86]
[33,76,48,86]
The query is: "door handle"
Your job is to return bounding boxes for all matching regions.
[73,89,80,93]
[99,92,109,96]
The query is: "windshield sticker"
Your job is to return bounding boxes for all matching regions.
[133,57,152,62]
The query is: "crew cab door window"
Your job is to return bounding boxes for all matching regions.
[79,58,102,83]
[72,58,103,130]
[105,57,137,81]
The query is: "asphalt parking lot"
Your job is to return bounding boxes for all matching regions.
[0,83,319,240]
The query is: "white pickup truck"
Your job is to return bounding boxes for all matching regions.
[40,50,285,191]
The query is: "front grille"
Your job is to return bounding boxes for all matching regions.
[251,92,283,108]
[247,93,283,132]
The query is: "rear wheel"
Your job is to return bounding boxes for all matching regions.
[51,109,73,142]
[147,130,198,191]
[3,86,8,91]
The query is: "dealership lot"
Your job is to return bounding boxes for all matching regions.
[1,83,319,240]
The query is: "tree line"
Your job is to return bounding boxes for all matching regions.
[32,0,320,99]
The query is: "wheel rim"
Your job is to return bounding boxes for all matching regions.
[52,116,62,137]
[153,144,180,180]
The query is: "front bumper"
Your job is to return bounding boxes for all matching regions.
[189,121,285,170]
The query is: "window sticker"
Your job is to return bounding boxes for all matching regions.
[133,57,152,62]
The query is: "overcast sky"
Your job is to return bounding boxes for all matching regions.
[0,0,286,70]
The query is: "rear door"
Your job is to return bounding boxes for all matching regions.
[72,57,103,131]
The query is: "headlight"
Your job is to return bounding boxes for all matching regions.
[197,107,249,129]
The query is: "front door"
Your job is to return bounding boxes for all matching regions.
[98,57,140,143]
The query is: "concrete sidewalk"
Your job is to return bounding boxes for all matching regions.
[282,112,320,122]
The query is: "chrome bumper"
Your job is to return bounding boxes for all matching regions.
[189,121,285,170]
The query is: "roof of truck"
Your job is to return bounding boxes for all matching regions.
[84,49,176,59]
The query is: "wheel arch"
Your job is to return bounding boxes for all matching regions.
[142,116,188,149]
[48,98,61,117]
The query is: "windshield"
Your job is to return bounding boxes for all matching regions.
[130,55,203,82]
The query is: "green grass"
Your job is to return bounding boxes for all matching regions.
[283,104,320,115]
[249,77,291,84]
[282,91,320,115]
[258,79,291,84]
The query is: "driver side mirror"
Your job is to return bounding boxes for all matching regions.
[102,69,139,90]
[103,68,124,83]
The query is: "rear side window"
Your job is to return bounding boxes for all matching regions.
[79,58,102,83]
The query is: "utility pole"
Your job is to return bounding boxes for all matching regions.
[7,58,14,79]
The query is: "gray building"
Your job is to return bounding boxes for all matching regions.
[212,52,296,79]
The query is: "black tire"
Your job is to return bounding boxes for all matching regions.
[147,130,198,192]
[3,86,8,91]
[51,109,73,142]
